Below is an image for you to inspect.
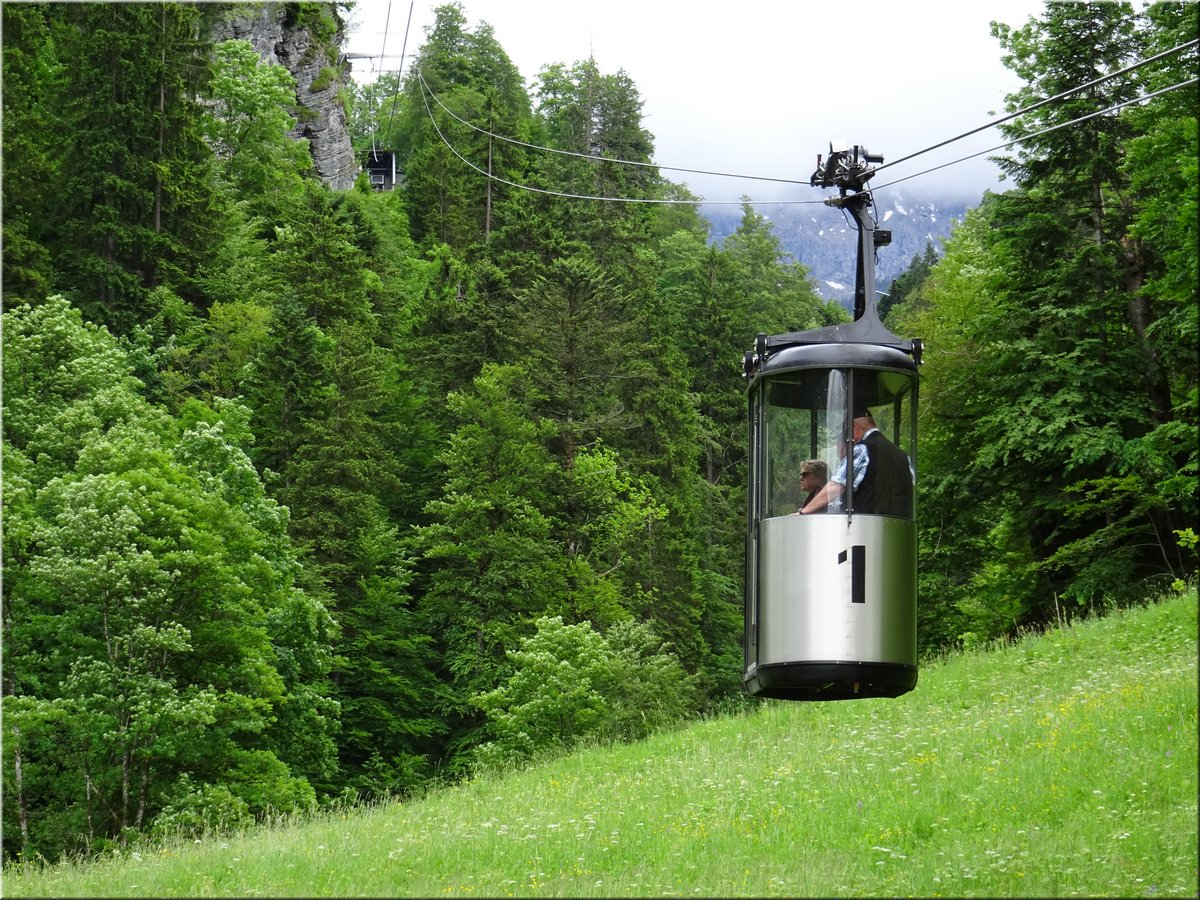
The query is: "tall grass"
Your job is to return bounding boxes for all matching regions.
[6,590,1196,898]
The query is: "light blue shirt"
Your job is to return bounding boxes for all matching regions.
[825,439,869,513]
[831,439,871,490]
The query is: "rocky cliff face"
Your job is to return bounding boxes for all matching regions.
[211,2,358,190]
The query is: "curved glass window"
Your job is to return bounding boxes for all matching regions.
[758,367,916,519]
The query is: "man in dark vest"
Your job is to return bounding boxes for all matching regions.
[849,409,913,516]
[798,409,912,516]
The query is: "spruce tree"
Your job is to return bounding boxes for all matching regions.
[47,3,224,333]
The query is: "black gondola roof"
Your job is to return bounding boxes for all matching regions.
[747,306,921,385]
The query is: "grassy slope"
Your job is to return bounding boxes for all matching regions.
[6,591,1197,898]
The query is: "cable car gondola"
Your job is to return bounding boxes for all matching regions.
[742,143,922,701]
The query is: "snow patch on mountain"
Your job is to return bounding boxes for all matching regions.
[702,188,974,309]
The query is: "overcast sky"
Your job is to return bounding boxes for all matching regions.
[341,0,1050,203]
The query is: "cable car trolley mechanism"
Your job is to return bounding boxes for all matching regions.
[742,143,923,701]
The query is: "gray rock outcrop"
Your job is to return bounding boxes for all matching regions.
[211,3,358,190]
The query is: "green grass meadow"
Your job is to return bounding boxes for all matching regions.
[6,590,1196,898]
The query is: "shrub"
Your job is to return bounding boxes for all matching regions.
[151,776,253,839]
[470,616,696,770]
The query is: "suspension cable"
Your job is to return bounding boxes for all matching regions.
[415,72,822,205]
[876,37,1198,174]
[872,75,1199,191]
[416,67,807,188]
[381,2,414,149]
[410,41,1198,205]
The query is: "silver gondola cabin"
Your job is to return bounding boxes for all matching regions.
[742,143,923,700]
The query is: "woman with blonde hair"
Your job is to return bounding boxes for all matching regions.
[796,459,829,513]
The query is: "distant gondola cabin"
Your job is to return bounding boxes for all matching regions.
[361,150,400,191]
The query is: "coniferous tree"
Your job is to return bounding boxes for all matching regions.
[508,256,648,465]
[891,198,1030,645]
[241,182,442,798]
[880,242,938,325]
[46,3,224,333]
[1,3,61,304]
[524,57,661,277]
[394,4,531,256]
[413,364,567,757]
[981,1,1185,607]
[890,4,1198,644]
[387,3,540,439]
[1116,2,1199,565]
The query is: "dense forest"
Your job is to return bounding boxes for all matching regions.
[2,0,1195,863]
